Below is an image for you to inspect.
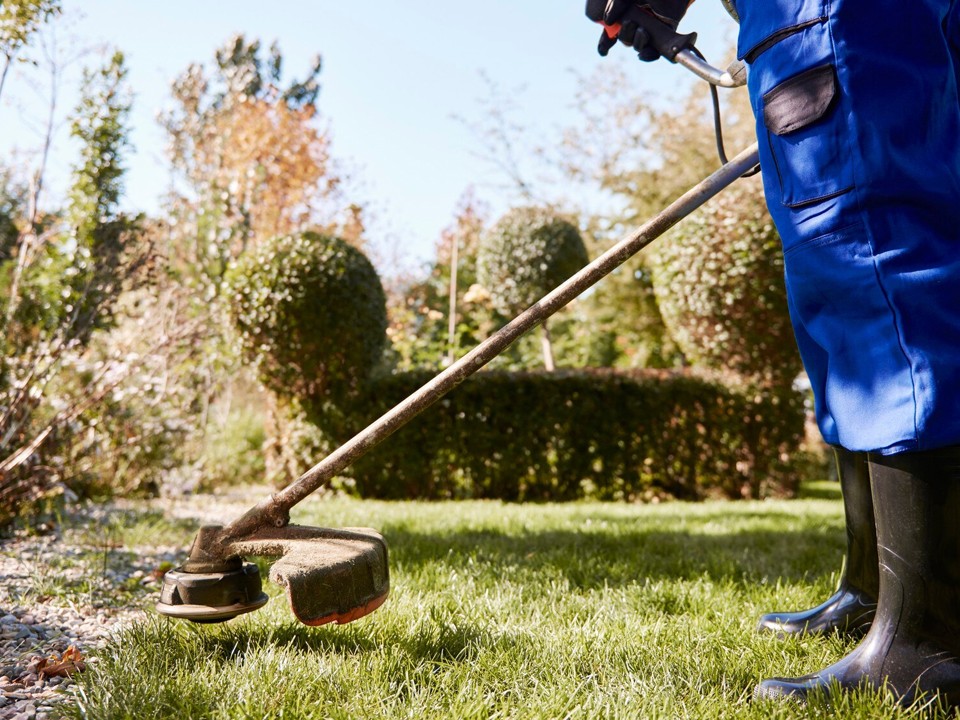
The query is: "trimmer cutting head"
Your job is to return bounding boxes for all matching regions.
[156,558,269,623]
[156,525,389,626]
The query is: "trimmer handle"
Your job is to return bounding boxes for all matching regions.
[601,18,745,88]
[675,49,746,88]
[602,18,698,61]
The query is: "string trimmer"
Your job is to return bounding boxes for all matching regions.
[157,26,758,626]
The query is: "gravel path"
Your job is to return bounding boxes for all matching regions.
[0,539,173,719]
[0,488,269,720]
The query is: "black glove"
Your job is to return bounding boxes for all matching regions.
[585,0,692,61]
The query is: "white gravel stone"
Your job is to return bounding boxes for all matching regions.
[0,502,193,720]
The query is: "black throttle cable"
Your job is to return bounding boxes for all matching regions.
[690,46,761,177]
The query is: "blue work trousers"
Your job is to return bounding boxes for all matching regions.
[738,0,960,454]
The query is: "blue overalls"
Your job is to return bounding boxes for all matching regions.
[738,0,960,454]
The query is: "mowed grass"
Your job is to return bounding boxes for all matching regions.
[67,483,942,719]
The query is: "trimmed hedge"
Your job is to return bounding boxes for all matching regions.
[321,369,805,502]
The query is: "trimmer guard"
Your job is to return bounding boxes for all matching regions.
[232,525,389,626]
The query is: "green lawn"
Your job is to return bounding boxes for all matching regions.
[66,484,940,719]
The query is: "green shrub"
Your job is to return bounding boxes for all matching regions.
[226,231,388,407]
[330,369,805,502]
[263,395,336,488]
[650,176,802,389]
[477,207,589,315]
[477,206,589,370]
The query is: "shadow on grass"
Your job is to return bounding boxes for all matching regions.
[187,610,495,666]
[380,517,846,591]
[796,480,843,501]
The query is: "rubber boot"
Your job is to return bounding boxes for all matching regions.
[755,446,960,708]
[757,448,879,637]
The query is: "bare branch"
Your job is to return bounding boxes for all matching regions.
[453,72,543,203]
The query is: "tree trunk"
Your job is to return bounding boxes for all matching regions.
[445,232,459,366]
[541,321,555,372]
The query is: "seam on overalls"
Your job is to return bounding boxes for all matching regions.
[826,1,922,448]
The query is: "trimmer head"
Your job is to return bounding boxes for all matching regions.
[156,558,269,623]
[156,525,389,626]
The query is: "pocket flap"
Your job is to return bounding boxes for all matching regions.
[763,64,838,136]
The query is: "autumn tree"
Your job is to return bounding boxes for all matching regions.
[162,34,352,293]
[156,36,368,488]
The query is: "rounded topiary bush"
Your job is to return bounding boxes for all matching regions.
[649,176,802,389]
[477,206,589,315]
[226,231,387,406]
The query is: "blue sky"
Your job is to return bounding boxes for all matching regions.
[0,1,735,266]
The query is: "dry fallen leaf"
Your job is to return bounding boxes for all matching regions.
[38,646,86,679]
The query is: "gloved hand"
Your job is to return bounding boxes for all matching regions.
[585,0,692,61]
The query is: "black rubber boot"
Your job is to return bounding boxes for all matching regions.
[757,448,879,637]
[755,446,960,708]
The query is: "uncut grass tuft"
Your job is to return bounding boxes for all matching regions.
[65,490,942,719]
